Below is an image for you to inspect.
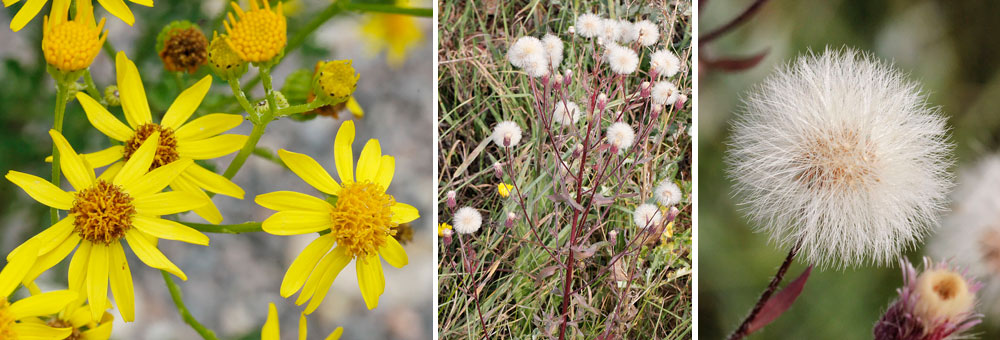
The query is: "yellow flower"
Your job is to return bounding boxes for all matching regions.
[255,120,419,311]
[6,130,211,322]
[0,285,77,339]
[5,0,150,32]
[71,51,247,224]
[261,303,342,340]
[313,60,359,102]
[497,183,513,197]
[23,282,114,340]
[437,222,452,237]
[224,0,286,63]
[360,0,424,67]
[41,0,106,72]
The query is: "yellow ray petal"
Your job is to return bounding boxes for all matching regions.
[8,215,75,260]
[173,113,244,141]
[133,191,209,216]
[9,290,77,319]
[280,234,335,297]
[127,0,151,6]
[124,231,186,280]
[161,76,212,129]
[80,321,114,340]
[0,242,37,297]
[379,236,408,268]
[115,52,149,128]
[23,233,79,284]
[11,323,73,339]
[262,303,280,340]
[355,139,381,183]
[325,327,344,340]
[176,134,248,159]
[169,175,223,224]
[261,210,333,236]
[112,131,159,189]
[78,146,126,169]
[374,155,394,189]
[180,164,245,198]
[298,313,308,340]
[296,246,350,309]
[346,96,363,118]
[126,158,194,197]
[5,171,74,210]
[9,0,46,32]
[78,93,133,141]
[356,253,385,310]
[69,242,92,292]
[97,161,124,182]
[276,149,342,195]
[97,0,134,25]
[86,244,110,320]
[334,121,355,184]
[256,191,332,213]
[390,203,419,224]
[49,130,96,191]
[133,215,209,246]
[108,242,134,322]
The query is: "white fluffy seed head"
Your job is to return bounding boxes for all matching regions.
[507,36,546,69]
[634,20,660,46]
[453,207,483,234]
[491,120,523,147]
[617,20,637,43]
[523,56,550,78]
[576,13,602,38]
[552,100,581,126]
[633,203,662,228]
[606,122,636,150]
[600,18,622,44]
[655,181,683,207]
[727,47,954,269]
[651,49,681,78]
[651,81,679,105]
[542,33,564,70]
[606,45,638,74]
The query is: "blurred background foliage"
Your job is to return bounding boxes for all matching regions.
[699,0,1000,338]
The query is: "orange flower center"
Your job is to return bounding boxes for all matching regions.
[124,123,179,171]
[0,300,15,339]
[330,181,396,258]
[71,180,135,244]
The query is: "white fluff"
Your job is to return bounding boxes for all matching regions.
[633,203,662,228]
[655,181,683,207]
[606,45,638,75]
[651,49,681,78]
[453,207,483,234]
[575,13,602,38]
[727,48,953,268]
[552,100,580,126]
[491,121,523,147]
[523,57,550,78]
[542,33,564,70]
[651,81,679,105]
[606,122,636,150]
[617,20,637,43]
[634,20,660,46]
[600,18,622,44]
[507,36,546,69]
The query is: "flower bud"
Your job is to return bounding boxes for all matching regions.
[313,60,360,103]
[651,104,663,120]
[505,212,516,228]
[446,190,457,209]
[674,94,688,110]
[568,26,576,35]
[208,31,248,81]
[493,161,504,178]
[563,69,573,86]
[273,91,290,110]
[609,230,618,244]
[596,93,608,112]
[157,21,208,73]
[104,85,120,107]
[640,81,651,98]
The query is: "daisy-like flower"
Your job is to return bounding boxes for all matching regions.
[41,0,106,73]
[224,0,287,63]
[874,258,982,340]
[727,48,953,268]
[491,121,522,147]
[22,282,114,340]
[72,52,246,224]
[6,130,211,321]
[261,303,342,340]
[541,33,563,70]
[361,0,424,68]
[606,44,638,74]
[575,13,602,38]
[654,180,683,207]
[606,122,636,151]
[5,0,149,32]
[497,183,513,198]
[552,100,580,126]
[650,49,680,78]
[255,121,419,312]
[633,203,662,229]
[453,207,482,234]
[507,36,545,69]
[634,20,659,46]
[0,283,77,339]
[651,81,679,106]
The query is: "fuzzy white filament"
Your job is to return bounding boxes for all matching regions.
[606,45,638,74]
[634,20,659,46]
[552,100,580,126]
[542,33,564,70]
[633,203,662,228]
[727,48,953,268]
[600,19,621,45]
[617,20,637,43]
[453,207,483,234]
[575,13,602,38]
[655,181,683,207]
[491,121,523,147]
[651,81,679,105]
[606,122,636,151]
[651,49,681,78]
[507,36,546,69]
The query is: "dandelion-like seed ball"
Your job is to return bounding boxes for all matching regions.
[651,81,679,106]
[575,13,602,38]
[600,19,622,44]
[606,122,636,151]
[634,20,660,46]
[655,181,683,207]
[617,20,637,42]
[651,49,681,78]
[606,44,638,74]
[507,36,545,69]
[453,207,483,234]
[552,101,580,126]
[633,203,662,229]
[491,121,523,147]
[727,48,953,268]
[542,33,564,69]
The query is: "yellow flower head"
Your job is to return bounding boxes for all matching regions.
[261,303,342,340]
[497,183,513,198]
[6,129,211,322]
[256,120,419,311]
[360,0,424,67]
[21,282,115,340]
[42,0,107,72]
[208,31,249,81]
[313,60,359,102]
[437,222,452,237]
[5,0,150,32]
[224,0,286,63]
[70,52,247,224]
[0,288,77,339]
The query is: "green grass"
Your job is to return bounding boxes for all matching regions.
[437,1,693,338]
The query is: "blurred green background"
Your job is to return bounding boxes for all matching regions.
[699,0,1000,338]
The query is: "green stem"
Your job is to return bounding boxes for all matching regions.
[227,78,258,122]
[259,67,278,121]
[222,122,266,180]
[49,83,69,225]
[162,271,220,340]
[343,2,433,16]
[83,70,102,103]
[183,221,263,234]
[275,97,337,117]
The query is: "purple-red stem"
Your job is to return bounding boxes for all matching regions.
[727,239,803,340]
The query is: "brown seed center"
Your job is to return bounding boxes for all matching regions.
[71,180,135,244]
[796,128,879,190]
[124,123,179,171]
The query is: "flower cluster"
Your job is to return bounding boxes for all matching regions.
[874,258,982,340]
